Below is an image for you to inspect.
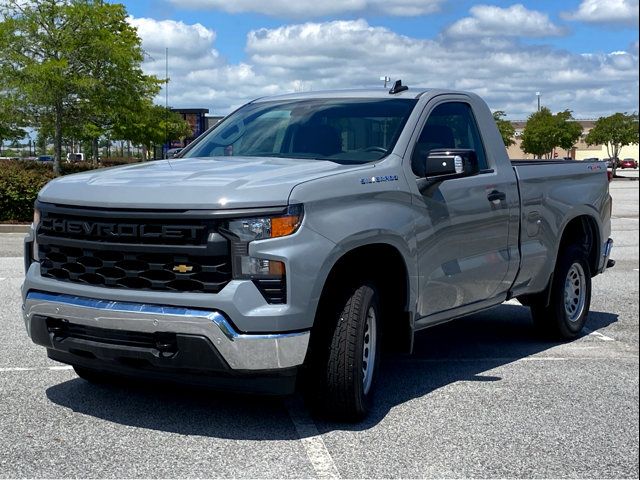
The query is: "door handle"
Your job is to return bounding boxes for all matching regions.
[487,190,506,202]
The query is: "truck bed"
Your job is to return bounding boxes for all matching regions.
[510,159,605,166]
[509,159,611,296]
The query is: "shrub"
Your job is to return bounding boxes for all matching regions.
[0,160,56,222]
[0,157,143,222]
[59,157,139,173]
[60,161,99,175]
[100,156,140,167]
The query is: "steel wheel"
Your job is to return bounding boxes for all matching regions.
[362,306,377,395]
[564,262,586,323]
[530,244,592,340]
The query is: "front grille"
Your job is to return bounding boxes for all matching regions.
[37,204,232,294]
[40,244,231,293]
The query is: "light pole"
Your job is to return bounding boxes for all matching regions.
[380,76,391,88]
[165,47,169,159]
[536,91,541,112]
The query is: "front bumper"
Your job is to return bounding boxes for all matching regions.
[23,291,310,371]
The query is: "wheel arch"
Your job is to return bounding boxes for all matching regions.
[310,240,415,355]
[519,212,601,308]
[558,213,601,277]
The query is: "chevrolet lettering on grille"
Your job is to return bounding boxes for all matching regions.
[39,218,206,241]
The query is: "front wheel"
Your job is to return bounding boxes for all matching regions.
[531,245,592,340]
[320,283,381,420]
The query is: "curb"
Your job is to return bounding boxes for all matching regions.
[612,176,639,181]
[0,224,30,233]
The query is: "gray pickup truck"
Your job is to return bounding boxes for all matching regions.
[22,84,613,419]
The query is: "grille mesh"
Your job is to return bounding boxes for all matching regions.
[40,244,231,293]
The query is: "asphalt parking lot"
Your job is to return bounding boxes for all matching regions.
[0,180,637,479]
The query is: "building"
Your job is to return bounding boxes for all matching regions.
[507,119,639,161]
[205,115,225,130]
[169,108,209,148]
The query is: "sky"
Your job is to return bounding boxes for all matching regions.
[115,0,639,119]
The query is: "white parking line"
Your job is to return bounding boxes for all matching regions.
[393,355,638,363]
[396,357,571,363]
[286,397,340,479]
[0,365,73,372]
[584,328,616,341]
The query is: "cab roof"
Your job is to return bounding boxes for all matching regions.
[250,87,435,102]
[249,87,481,104]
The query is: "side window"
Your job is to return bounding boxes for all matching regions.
[411,102,488,177]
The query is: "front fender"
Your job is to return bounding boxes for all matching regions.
[288,160,419,323]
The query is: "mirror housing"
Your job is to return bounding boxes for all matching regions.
[424,148,480,182]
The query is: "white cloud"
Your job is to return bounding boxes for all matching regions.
[128,17,219,64]
[166,0,444,18]
[445,4,566,38]
[132,16,639,119]
[562,0,639,26]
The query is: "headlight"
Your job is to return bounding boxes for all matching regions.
[33,208,41,228]
[32,207,41,262]
[225,205,302,280]
[226,204,303,241]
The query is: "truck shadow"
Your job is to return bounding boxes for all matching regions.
[45,304,618,439]
[330,305,618,432]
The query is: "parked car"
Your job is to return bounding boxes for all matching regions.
[165,147,183,159]
[65,152,84,163]
[22,86,614,420]
[604,157,620,168]
[37,155,54,162]
[582,157,599,162]
[620,158,638,169]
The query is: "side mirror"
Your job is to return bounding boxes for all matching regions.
[424,148,479,182]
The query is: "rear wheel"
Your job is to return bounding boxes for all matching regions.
[314,283,381,420]
[531,245,591,339]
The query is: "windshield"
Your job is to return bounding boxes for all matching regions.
[183,98,417,164]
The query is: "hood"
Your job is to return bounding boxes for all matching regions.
[39,156,367,209]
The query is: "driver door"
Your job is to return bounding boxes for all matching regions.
[412,100,515,317]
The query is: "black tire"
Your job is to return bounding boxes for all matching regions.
[316,283,381,421]
[73,365,114,384]
[531,244,592,340]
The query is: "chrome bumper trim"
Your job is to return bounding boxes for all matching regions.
[600,238,614,274]
[23,291,309,370]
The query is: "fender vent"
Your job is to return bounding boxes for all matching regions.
[253,278,287,304]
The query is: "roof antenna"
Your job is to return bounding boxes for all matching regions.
[389,79,408,94]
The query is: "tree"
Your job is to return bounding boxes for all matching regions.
[586,113,639,177]
[0,0,160,173]
[521,107,582,159]
[554,110,583,153]
[35,130,50,155]
[69,1,161,163]
[116,103,191,160]
[0,95,26,155]
[492,111,515,147]
[521,108,555,158]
